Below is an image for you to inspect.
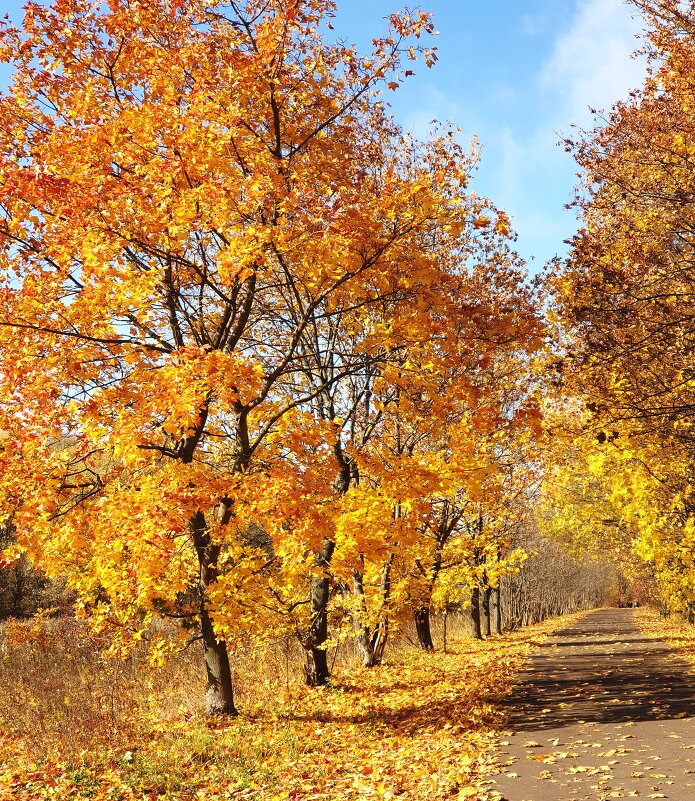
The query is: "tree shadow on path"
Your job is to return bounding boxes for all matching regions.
[493,608,695,801]
[500,608,695,731]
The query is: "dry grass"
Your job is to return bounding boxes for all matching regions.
[0,612,581,801]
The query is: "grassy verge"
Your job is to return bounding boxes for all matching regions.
[0,613,582,801]
[635,605,695,671]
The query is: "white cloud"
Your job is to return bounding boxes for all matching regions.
[541,0,646,127]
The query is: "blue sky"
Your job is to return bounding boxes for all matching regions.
[0,0,647,271]
[333,0,647,271]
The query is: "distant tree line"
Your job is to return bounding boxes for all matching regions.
[0,520,72,619]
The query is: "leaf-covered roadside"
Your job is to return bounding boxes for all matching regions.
[0,614,580,801]
[635,606,695,675]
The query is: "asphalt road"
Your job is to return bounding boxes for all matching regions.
[492,608,695,801]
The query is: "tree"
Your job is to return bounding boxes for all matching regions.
[551,0,695,614]
[277,240,541,677]
[321,253,544,660]
[407,317,543,649]
[0,0,522,713]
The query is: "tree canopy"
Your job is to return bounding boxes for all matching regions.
[0,0,544,714]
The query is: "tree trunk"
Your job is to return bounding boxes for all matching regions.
[191,511,237,717]
[352,567,376,667]
[304,439,351,683]
[412,520,447,653]
[471,585,483,639]
[491,584,502,635]
[305,644,330,686]
[370,554,393,664]
[482,578,492,637]
[200,603,236,716]
[471,521,484,640]
[11,561,24,617]
[414,606,434,651]
[305,538,335,686]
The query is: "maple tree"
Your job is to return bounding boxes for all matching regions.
[405,318,543,649]
[297,250,544,666]
[549,0,695,615]
[250,207,543,678]
[0,0,542,713]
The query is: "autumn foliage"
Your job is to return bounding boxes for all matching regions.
[0,611,588,801]
[0,0,546,719]
[546,1,695,613]
[4,0,679,797]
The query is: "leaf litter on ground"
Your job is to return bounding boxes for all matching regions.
[0,613,586,800]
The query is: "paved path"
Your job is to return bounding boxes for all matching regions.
[492,609,695,801]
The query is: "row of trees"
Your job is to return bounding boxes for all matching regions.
[8,0,677,718]
[499,534,619,629]
[0,0,556,715]
[543,1,695,614]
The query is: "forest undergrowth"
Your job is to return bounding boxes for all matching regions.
[0,612,585,801]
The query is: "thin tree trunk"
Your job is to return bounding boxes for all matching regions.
[11,562,24,617]
[482,567,492,637]
[412,519,447,652]
[471,519,484,640]
[492,584,502,635]
[352,566,376,667]
[304,438,351,684]
[414,606,434,651]
[370,554,393,664]
[305,538,335,686]
[471,585,483,639]
[482,586,492,637]
[191,511,237,717]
